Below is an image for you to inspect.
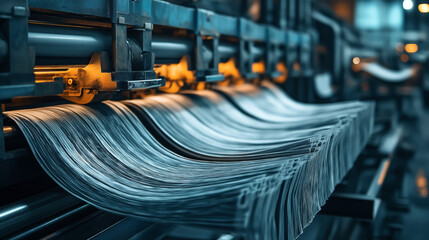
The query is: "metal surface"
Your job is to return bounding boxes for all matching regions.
[9,204,93,240]
[28,24,111,59]
[0,35,7,65]
[0,189,83,239]
[0,0,35,100]
[2,0,315,101]
[27,24,250,64]
[116,78,165,91]
[320,125,402,220]
[320,193,381,220]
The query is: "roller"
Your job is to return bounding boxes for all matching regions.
[28,24,263,65]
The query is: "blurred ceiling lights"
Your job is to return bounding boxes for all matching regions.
[352,57,361,65]
[403,0,413,10]
[405,43,418,53]
[419,3,429,13]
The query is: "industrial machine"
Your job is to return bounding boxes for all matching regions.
[0,0,424,239]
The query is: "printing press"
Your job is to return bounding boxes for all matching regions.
[0,0,428,239]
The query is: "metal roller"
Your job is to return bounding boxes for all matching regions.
[27,24,259,64]
[0,190,84,239]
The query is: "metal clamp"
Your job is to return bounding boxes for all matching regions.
[193,9,224,82]
[238,18,258,79]
[110,0,162,91]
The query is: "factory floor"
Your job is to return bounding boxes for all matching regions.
[399,110,429,240]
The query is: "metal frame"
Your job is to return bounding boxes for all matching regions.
[0,0,35,100]
[320,126,403,220]
[16,0,313,92]
[0,0,317,162]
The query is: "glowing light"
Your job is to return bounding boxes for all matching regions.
[0,205,27,218]
[154,56,193,82]
[403,0,413,10]
[416,169,428,198]
[274,62,288,84]
[377,159,391,185]
[405,43,418,53]
[252,61,265,74]
[218,58,241,79]
[352,57,361,65]
[293,62,301,72]
[401,54,409,62]
[3,126,14,135]
[218,234,235,240]
[419,3,429,13]
[155,56,194,93]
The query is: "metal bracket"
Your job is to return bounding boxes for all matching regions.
[238,18,258,79]
[299,33,313,77]
[193,9,224,82]
[265,27,284,79]
[0,0,35,100]
[286,30,300,78]
[113,72,165,90]
[110,0,161,91]
[320,126,402,220]
[320,193,381,220]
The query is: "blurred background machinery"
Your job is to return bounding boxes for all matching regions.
[0,0,428,239]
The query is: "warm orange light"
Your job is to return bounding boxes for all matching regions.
[34,53,116,104]
[154,56,194,82]
[352,64,361,72]
[352,57,360,65]
[155,56,194,93]
[248,0,261,21]
[195,82,206,90]
[274,62,288,84]
[401,54,409,63]
[405,43,418,53]
[252,61,265,74]
[377,159,391,185]
[416,169,428,198]
[419,3,429,13]
[293,62,301,72]
[218,58,241,79]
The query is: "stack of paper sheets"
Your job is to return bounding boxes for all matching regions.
[6,81,374,239]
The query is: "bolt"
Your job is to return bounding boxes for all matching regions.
[67,79,73,85]
[144,22,153,30]
[118,16,126,24]
[13,6,26,17]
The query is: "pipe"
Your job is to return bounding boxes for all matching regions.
[0,190,83,239]
[28,24,262,64]
[151,35,194,60]
[9,204,93,240]
[28,25,111,59]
